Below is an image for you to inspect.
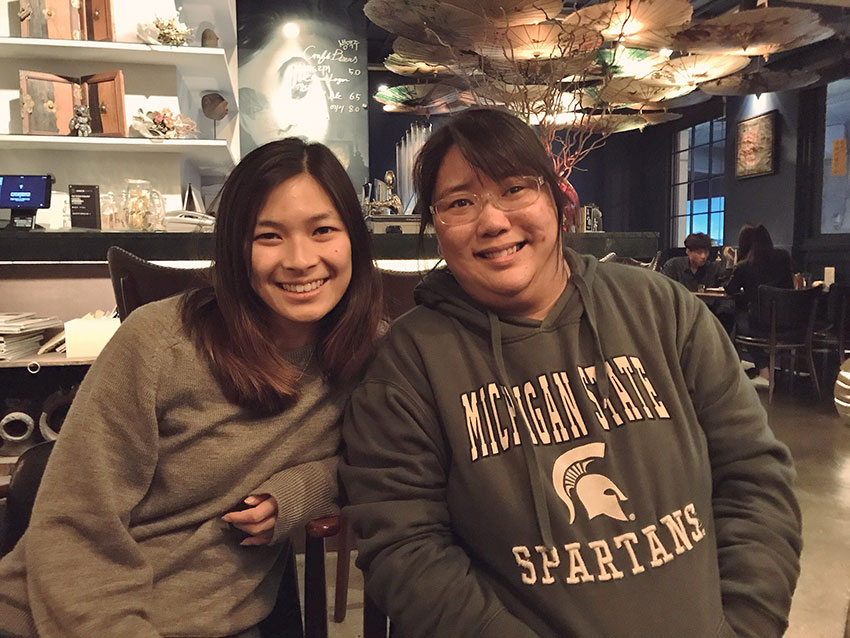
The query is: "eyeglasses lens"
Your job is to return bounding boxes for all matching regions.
[433,176,542,226]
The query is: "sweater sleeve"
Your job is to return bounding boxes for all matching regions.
[340,377,539,638]
[23,311,164,637]
[253,456,340,544]
[678,296,802,638]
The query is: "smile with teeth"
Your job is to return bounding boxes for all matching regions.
[477,242,525,259]
[278,279,327,293]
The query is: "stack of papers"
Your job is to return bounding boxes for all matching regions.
[0,313,62,334]
[0,313,61,361]
[0,332,44,361]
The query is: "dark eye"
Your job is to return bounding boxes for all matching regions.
[254,232,279,241]
[504,182,528,197]
[447,197,474,210]
[314,226,335,236]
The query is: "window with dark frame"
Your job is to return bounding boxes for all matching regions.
[670,118,726,247]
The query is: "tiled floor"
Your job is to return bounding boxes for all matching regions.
[306,379,850,638]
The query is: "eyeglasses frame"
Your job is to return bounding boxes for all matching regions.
[429,175,546,227]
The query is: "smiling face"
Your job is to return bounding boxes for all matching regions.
[250,173,352,348]
[432,146,567,319]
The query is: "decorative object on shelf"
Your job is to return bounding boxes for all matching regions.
[19,0,86,40]
[19,69,126,137]
[85,0,115,42]
[137,14,193,46]
[579,203,603,233]
[201,28,219,48]
[735,111,777,179]
[122,179,166,231]
[100,191,123,230]
[182,183,205,213]
[68,104,92,137]
[0,399,40,457]
[364,170,404,216]
[39,386,78,442]
[201,92,228,138]
[131,108,198,139]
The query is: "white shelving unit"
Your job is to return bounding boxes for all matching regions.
[0,37,232,92]
[0,0,239,215]
[0,135,234,175]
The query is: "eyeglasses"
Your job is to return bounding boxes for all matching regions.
[430,176,545,226]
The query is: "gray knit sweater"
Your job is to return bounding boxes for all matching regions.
[0,296,342,637]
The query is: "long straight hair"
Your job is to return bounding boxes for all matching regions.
[738,224,774,266]
[182,138,382,414]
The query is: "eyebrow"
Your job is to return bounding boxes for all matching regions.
[434,179,478,201]
[254,211,338,228]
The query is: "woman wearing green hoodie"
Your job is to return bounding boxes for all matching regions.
[341,108,801,638]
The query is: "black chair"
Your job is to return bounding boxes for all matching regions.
[814,283,850,367]
[734,285,822,404]
[0,441,55,557]
[106,246,211,321]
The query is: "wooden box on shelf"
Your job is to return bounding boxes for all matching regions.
[19,0,86,40]
[19,69,126,137]
[84,0,114,41]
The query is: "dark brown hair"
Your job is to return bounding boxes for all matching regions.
[738,224,774,265]
[181,138,382,413]
[413,108,570,235]
[684,232,712,252]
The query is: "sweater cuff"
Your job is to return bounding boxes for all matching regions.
[723,597,786,638]
[479,608,540,638]
[255,457,340,545]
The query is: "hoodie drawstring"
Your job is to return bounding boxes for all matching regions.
[570,266,610,402]
[488,311,556,548]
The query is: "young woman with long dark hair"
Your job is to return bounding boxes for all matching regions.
[0,138,382,638]
[726,223,793,378]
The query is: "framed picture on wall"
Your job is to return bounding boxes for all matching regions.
[735,111,777,179]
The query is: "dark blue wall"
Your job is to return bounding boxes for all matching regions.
[367,71,449,183]
[723,92,800,250]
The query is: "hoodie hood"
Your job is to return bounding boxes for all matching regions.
[414,248,608,398]
[412,248,609,548]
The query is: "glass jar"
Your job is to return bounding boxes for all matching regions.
[122,179,165,231]
[100,191,123,230]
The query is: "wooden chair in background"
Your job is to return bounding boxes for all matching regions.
[734,285,822,404]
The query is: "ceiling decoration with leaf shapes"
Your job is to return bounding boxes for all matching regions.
[365,0,841,172]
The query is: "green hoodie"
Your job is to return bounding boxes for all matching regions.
[341,249,801,638]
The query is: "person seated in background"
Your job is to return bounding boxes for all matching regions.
[726,223,794,380]
[0,138,383,638]
[341,108,801,638]
[662,232,728,292]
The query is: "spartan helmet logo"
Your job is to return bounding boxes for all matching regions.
[551,442,631,524]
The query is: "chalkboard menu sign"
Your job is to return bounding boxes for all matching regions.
[237,1,369,189]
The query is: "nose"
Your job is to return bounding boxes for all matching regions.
[475,197,511,236]
[282,237,318,271]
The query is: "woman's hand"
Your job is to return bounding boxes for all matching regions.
[222,494,278,546]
